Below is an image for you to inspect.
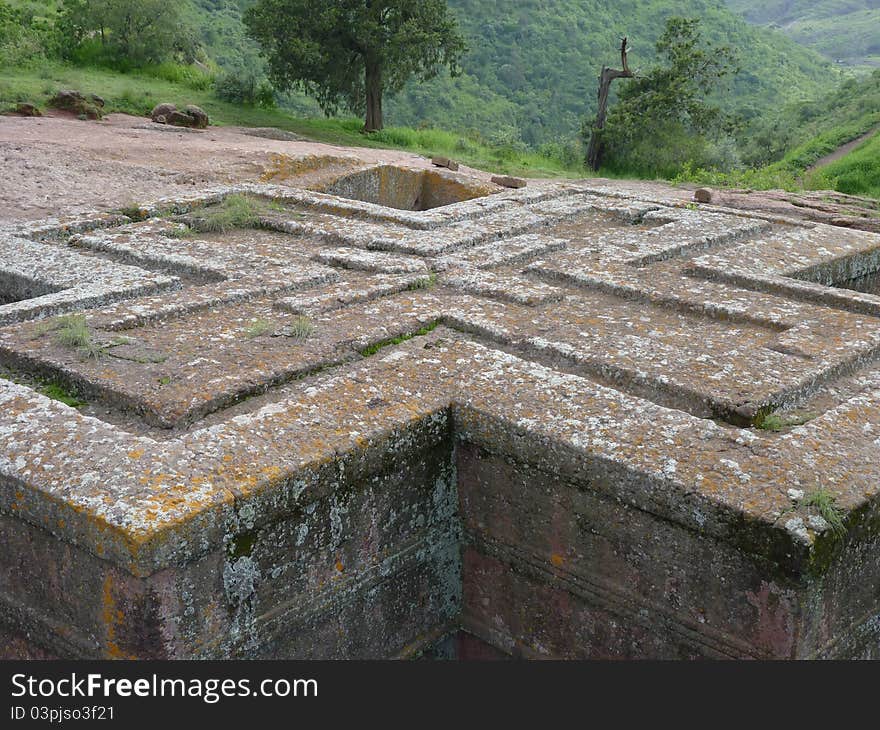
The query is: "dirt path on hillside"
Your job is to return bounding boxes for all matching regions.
[808,125,880,171]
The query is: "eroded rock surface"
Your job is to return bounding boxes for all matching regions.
[2,168,880,659]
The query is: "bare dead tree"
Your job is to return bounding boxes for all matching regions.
[586,37,634,171]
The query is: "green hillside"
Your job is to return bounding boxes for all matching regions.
[723,1,880,71]
[742,69,880,166]
[386,0,838,145]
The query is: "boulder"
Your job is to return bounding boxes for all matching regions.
[50,90,83,111]
[491,175,527,189]
[150,103,177,123]
[431,156,459,171]
[166,111,196,128]
[13,103,41,117]
[184,105,209,129]
[152,103,209,129]
[166,111,191,127]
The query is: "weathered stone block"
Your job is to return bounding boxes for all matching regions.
[431,156,460,171]
[491,175,526,189]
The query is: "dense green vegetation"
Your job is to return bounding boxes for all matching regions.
[59,0,197,67]
[739,71,880,167]
[593,17,740,178]
[723,1,880,71]
[3,0,840,145]
[386,0,839,148]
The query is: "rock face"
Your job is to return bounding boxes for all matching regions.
[4,172,880,659]
[48,90,104,120]
[150,103,209,129]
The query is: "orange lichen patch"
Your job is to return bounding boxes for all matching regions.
[260,153,356,183]
[127,449,144,460]
[101,575,137,660]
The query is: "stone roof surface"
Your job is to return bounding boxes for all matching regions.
[3,160,880,657]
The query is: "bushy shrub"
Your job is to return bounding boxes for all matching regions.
[0,0,58,66]
[589,17,739,178]
[538,138,583,168]
[214,69,275,107]
[485,124,528,159]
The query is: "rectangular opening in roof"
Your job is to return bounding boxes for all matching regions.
[320,166,498,211]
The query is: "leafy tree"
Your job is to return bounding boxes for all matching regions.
[59,0,196,67]
[589,17,741,177]
[244,0,467,131]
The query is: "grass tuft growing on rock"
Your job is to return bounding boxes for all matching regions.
[118,203,147,221]
[245,318,273,338]
[49,315,105,360]
[187,194,268,233]
[753,410,814,431]
[408,273,438,291]
[803,488,847,536]
[52,315,91,348]
[284,316,313,340]
[360,321,440,357]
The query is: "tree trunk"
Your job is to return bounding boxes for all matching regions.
[364,61,383,133]
[586,38,634,171]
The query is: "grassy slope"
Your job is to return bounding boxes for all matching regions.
[807,132,880,198]
[0,63,584,178]
[679,70,880,198]
[16,0,834,147]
